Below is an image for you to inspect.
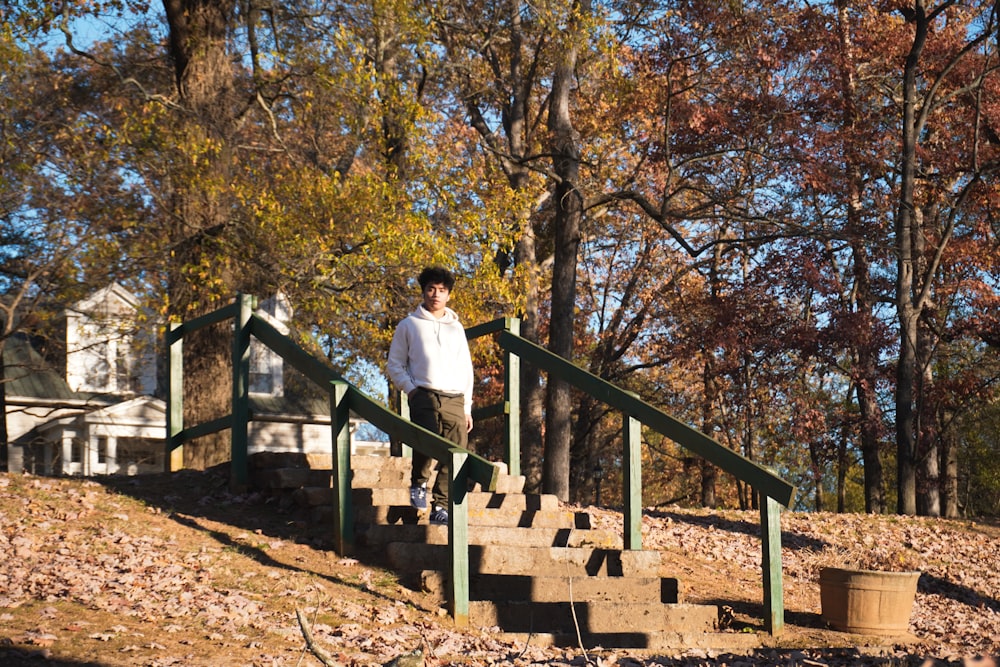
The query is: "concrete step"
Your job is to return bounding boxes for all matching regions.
[296,485,565,517]
[261,466,524,497]
[387,544,665,578]
[500,629,762,652]
[468,600,718,635]
[359,524,620,549]
[256,467,332,490]
[421,571,678,605]
[467,491,561,513]
[311,504,421,527]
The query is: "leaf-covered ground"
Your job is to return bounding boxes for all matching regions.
[0,467,997,667]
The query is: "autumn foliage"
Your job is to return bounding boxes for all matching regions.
[2,0,998,515]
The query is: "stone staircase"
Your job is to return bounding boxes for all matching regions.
[249,451,761,651]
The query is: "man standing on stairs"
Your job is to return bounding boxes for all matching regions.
[387,266,475,526]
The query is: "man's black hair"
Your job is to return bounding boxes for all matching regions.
[418,266,456,290]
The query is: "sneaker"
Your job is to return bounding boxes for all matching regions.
[429,507,448,525]
[409,485,427,510]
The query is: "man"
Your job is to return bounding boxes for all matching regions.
[386,267,474,525]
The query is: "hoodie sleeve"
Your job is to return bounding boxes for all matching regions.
[386,318,417,396]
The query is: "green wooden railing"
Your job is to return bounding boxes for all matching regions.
[165,294,498,626]
[166,299,796,635]
[467,317,797,635]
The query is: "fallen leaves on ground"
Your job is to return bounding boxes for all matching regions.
[0,470,997,666]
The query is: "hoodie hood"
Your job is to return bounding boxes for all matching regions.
[414,304,460,325]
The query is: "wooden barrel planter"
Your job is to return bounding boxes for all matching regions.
[819,567,920,635]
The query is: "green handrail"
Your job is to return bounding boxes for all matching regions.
[467,318,796,635]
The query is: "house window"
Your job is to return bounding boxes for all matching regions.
[70,440,84,464]
[85,342,111,391]
[117,437,161,471]
[97,437,109,464]
[115,344,132,393]
[249,345,280,395]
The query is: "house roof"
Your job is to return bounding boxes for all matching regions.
[69,282,140,315]
[35,396,167,433]
[2,333,81,402]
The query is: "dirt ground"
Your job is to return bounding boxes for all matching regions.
[1,465,997,666]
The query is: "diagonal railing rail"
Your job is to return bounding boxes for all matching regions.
[165,295,497,625]
[467,317,797,634]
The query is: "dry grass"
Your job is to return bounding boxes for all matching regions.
[1,467,997,666]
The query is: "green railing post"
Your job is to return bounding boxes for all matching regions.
[389,389,413,459]
[331,380,354,555]
[448,448,470,626]
[760,493,784,635]
[231,293,254,490]
[166,321,184,472]
[623,393,642,550]
[503,318,521,477]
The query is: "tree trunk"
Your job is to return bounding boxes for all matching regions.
[570,395,601,504]
[161,0,242,471]
[698,244,726,508]
[896,312,919,516]
[893,1,929,516]
[516,235,547,494]
[837,420,849,513]
[700,359,719,508]
[856,380,885,513]
[940,408,960,518]
[0,345,7,472]
[809,440,824,512]
[454,0,548,493]
[541,0,587,502]
[916,323,940,516]
[850,244,887,514]
[837,0,885,514]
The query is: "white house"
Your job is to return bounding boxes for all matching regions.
[4,285,386,477]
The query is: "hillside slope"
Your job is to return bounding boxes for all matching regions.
[1,467,997,666]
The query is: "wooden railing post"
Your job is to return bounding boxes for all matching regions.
[448,448,470,626]
[392,390,412,459]
[331,380,354,555]
[503,318,521,477]
[760,493,784,635]
[166,321,184,472]
[231,293,254,491]
[623,393,642,550]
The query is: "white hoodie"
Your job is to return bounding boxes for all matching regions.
[387,305,474,414]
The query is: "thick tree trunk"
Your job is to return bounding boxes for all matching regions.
[896,312,919,516]
[454,0,549,493]
[916,324,940,516]
[851,244,886,514]
[541,0,586,502]
[161,0,243,470]
[894,2,929,516]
